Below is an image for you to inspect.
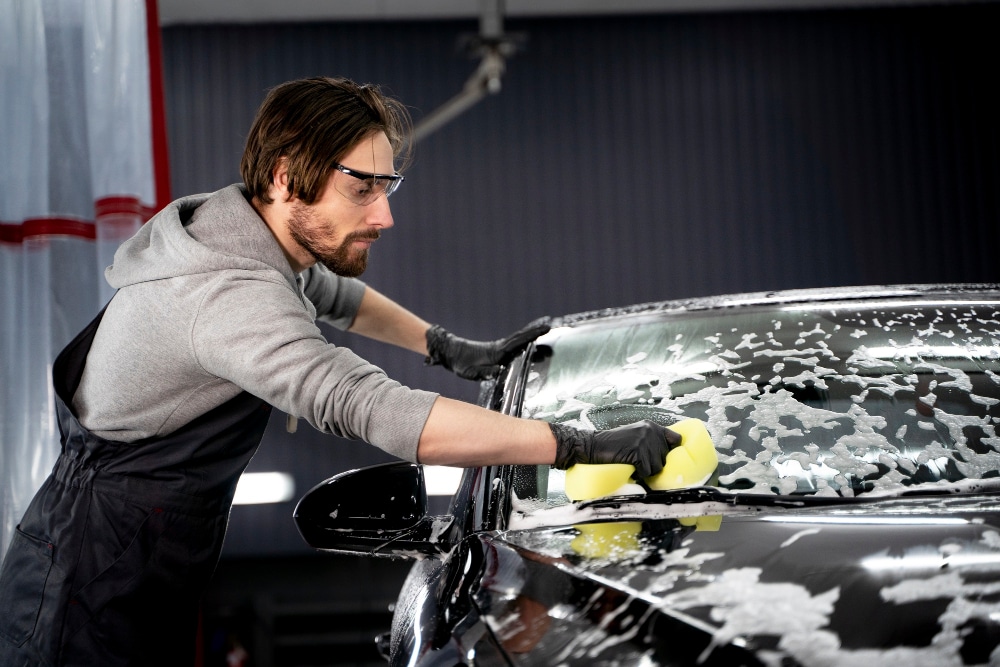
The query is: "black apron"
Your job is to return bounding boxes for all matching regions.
[0,308,272,666]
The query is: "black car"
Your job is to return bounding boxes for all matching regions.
[295,284,1000,666]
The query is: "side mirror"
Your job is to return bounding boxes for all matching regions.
[293,461,455,558]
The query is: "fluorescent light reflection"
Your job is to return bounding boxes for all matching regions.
[762,516,969,526]
[782,300,1000,312]
[864,345,997,360]
[423,465,463,496]
[232,472,296,505]
[862,552,1000,572]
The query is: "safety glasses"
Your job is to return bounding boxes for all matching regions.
[332,162,404,206]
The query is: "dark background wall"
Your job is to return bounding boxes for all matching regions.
[160,5,998,664]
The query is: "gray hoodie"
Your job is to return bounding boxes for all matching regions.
[73,184,437,462]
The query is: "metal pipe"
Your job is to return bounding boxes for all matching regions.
[408,0,515,146]
[410,50,504,145]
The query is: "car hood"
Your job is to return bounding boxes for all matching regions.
[472,494,1000,666]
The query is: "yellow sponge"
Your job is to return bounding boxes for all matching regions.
[564,463,635,501]
[679,515,723,531]
[563,418,718,501]
[571,522,642,558]
[645,418,718,491]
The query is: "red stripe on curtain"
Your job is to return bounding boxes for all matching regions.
[95,195,158,219]
[146,0,171,212]
[0,196,156,244]
[95,195,146,217]
[0,218,97,244]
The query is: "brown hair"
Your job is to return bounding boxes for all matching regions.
[241,77,412,205]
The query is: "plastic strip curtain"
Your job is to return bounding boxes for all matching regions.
[0,0,167,560]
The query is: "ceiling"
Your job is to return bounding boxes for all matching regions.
[156,0,959,25]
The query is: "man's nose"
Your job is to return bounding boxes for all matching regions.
[367,195,394,229]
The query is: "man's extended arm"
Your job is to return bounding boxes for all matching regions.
[417,396,556,466]
[347,286,431,355]
[346,286,676,475]
[348,285,550,380]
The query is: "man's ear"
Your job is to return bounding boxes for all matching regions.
[269,157,293,203]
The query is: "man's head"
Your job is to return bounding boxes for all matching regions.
[242,77,411,277]
[241,77,411,206]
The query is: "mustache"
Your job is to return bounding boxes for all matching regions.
[345,229,381,243]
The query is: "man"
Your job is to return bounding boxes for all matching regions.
[0,77,675,666]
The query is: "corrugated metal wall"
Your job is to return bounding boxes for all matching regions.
[161,5,998,556]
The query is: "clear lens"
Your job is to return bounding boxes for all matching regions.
[381,177,402,199]
[333,164,403,206]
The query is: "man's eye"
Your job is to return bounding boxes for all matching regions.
[356,181,374,195]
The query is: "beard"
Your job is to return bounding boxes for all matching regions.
[286,202,379,277]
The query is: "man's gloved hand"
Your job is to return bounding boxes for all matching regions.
[425,320,551,380]
[549,421,681,479]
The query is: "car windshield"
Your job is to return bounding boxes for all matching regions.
[510,293,1000,510]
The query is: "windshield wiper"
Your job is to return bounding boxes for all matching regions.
[507,480,1000,532]
[577,478,1000,511]
[577,486,844,511]
[895,476,1000,497]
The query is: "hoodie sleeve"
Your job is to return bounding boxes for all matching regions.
[300,265,366,331]
[190,272,436,462]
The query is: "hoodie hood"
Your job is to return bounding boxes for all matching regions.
[106,184,297,290]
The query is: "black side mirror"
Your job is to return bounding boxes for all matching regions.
[293,461,455,558]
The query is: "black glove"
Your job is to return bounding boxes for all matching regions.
[425,320,551,380]
[549,420,681,479]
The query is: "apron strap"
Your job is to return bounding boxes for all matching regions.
[52,306,108,407]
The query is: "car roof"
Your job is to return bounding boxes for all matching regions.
[550,283,1000,327]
